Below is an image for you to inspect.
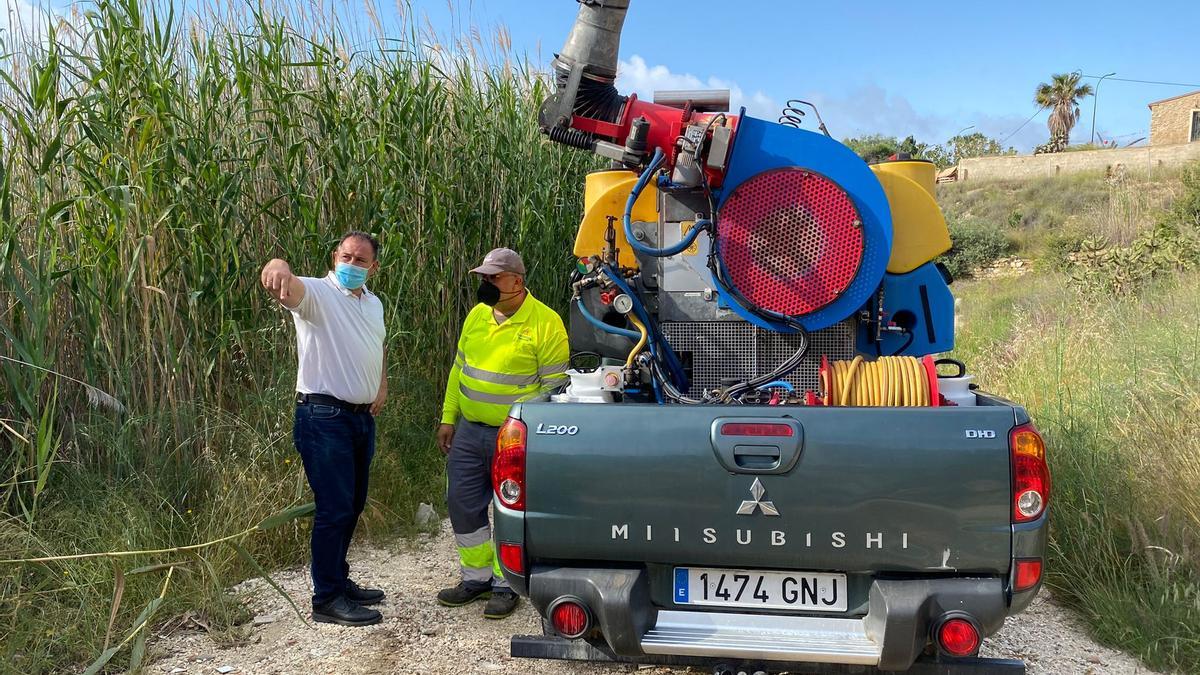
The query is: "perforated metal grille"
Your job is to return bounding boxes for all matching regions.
[717,168,864,317]
[662,320,856,398]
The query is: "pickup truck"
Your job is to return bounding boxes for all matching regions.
[492,395,1049,674]
[491,2,1050,672]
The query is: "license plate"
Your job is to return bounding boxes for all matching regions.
[673,567,847,612]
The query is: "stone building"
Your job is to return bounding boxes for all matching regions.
[1148,90,1200,146]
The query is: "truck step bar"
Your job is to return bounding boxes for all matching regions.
[641,611,881,665]
[512,634,1026,674]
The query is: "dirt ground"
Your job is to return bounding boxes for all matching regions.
[148,521,1163,675]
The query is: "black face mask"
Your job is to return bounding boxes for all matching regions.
[477,279,501,306]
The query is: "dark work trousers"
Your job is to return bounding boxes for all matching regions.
[294,402,376,606]
[446,419,507,590]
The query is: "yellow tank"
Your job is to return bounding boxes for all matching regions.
[871,162,951,274]
[574,170,659,270]
[873,160,936,196]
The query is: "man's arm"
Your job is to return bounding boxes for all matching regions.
[371,348,387,416]
[440,346,465,426]
[537,317,571,389]
[260,258,307,309]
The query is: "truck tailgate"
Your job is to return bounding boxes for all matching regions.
[520,404,1016,574]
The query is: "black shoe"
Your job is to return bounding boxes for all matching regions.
[345,579,385,606]
[436,582,491,607]
[483,590,519,619]
[312,596,382,627]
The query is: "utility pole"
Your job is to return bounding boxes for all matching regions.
[1091,72,1116,145]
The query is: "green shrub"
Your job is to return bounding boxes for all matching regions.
[1070,162,1200,294]
[938,216,1013,279]
[1038,229,1095,271]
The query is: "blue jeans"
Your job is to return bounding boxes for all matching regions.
[293,402,376,606]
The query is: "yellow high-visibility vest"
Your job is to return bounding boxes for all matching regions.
[441,292,569,427]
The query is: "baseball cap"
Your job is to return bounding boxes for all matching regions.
[470,247,526,275]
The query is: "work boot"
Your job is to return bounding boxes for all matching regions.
[436,582,491,607]
[312,596,382,627]
[483,589,520,619]
[345,579,385,606]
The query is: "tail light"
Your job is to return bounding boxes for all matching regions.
[549,597,591,639]
[1014,558,1042,592]
[1010,423,1049,522]
[935,615,981,657]
[498,542,525,575]
[493,417,527,511]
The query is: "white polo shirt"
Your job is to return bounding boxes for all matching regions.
[289,272,385,404]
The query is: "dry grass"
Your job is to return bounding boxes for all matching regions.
[953,272,1200,671]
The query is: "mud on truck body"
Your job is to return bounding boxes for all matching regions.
[489,2,1051,673]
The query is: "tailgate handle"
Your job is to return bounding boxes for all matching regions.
[733,445,781,470]
[710,417,804,475]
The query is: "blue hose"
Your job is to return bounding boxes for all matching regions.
[601,264,689,391]
[576,295,664,403]
[623,148,710,258]
[759,380,795,392]
[573,298,640,340]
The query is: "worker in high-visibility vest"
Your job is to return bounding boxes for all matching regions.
[436,247,569,618]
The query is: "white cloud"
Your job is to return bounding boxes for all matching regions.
[1,0,59,44]
[803,85,1050,151]
[616,55,782,120]
[614,56,1054,152]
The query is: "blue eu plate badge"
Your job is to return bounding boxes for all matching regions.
[674,567,689,603]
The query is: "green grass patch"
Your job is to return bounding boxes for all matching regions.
[0,376,448,673]
[953,272,1200,672]
[937,169,1184,261]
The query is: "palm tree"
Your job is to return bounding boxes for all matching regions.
[1035,73,1094,143]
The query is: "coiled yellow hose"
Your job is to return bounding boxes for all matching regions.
[823,355,936,407]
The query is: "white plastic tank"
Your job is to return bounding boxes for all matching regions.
[550,367,623,403]
[935,358,976,407]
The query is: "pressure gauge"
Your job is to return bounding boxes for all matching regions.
[612,294,634,315]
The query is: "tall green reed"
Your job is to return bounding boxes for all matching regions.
[0,0,598,670]
[0,0,596,489]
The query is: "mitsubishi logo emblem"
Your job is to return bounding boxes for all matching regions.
[736,478,779,516]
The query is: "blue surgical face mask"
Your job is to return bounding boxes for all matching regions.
[334,262,370,290]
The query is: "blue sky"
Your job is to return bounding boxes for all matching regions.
[403,0,1200,152]
[5,0,1197,152]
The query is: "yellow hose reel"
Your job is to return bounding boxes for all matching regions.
[816,355,941,407]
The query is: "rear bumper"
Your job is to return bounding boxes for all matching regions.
[520,566,1016,672]
[512,635,1025,674]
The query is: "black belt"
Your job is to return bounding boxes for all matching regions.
[296,392,371,414]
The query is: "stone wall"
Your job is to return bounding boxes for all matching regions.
[957,142,1200,182]
[1149,92,1200,146]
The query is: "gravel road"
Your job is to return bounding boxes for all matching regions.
[148,521,1162,675]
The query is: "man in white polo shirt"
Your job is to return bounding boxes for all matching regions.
[260,231,387,627]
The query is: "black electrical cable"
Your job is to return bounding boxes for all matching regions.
[693,113,727,163]
[1082,75,1200,89]
[874,328,916,358]
[890,329,915,357]
[679,126,812,403]
[1000,107,1045,145]
[649,357,703,404]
